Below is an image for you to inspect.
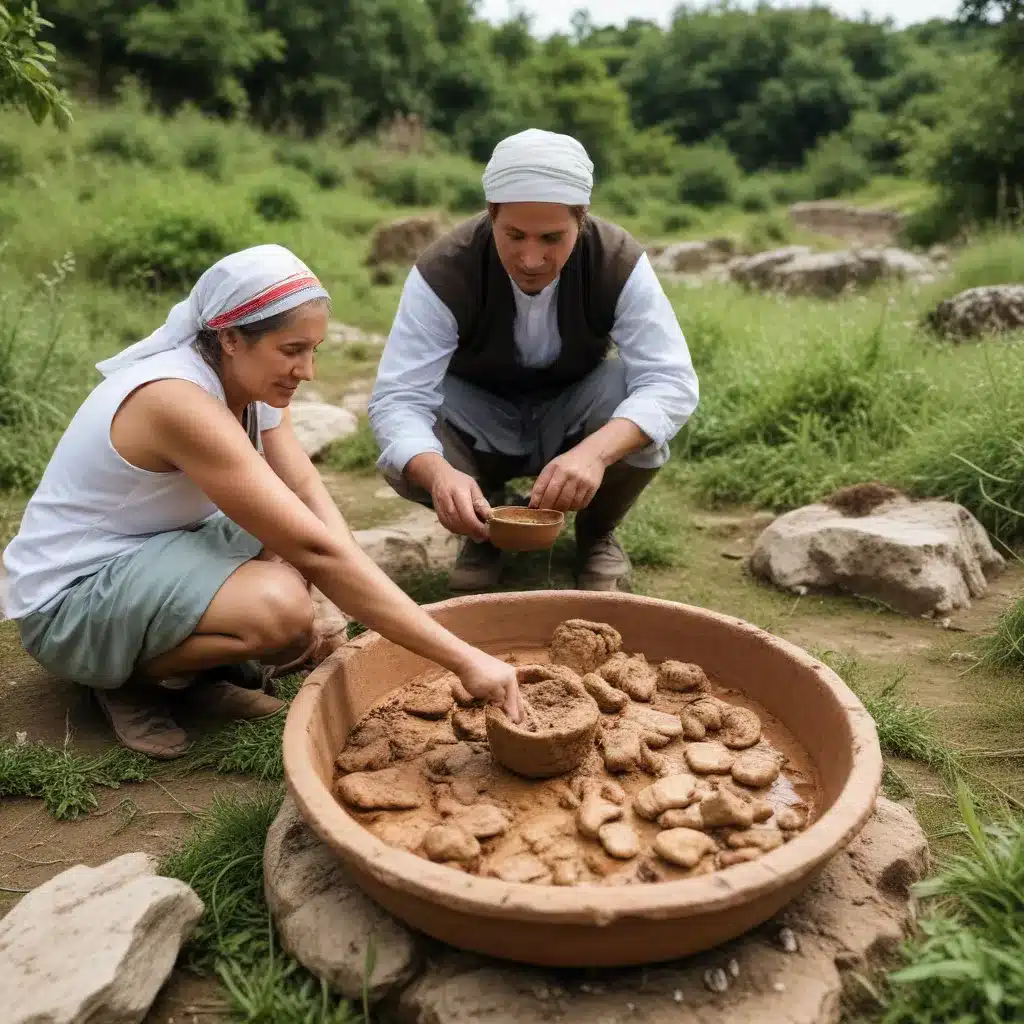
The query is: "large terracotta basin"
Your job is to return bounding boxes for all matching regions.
[283,592,882,968]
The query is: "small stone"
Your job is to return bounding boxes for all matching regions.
[598,822,641,860]
[337,769,425,811]
[633,774,698,821]
[653,828,718,869]
[685,742,735,775]
[14,731,27,746]
[779,927,799,954]
[658,661,709,692]
[673,989,683,1003]
[773,981,786,993]
[403,684,453,720]
[423,824,480,863]
[581,672,629,712]
[704,967,729,994]
[728,958,740,978]
[731,748,781,788]
[451,804,509,840]
[0,852,203,1024]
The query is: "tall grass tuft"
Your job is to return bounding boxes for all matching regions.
[162,790,363,1022]
[980,598,1024,676]
[882,782,1024,1023]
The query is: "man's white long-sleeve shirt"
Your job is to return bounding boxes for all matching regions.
[368,252,699,478]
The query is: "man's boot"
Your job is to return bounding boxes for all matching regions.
[574,463,659,592]
[95,679,193,760]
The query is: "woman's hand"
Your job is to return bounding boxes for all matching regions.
[451,651,523,722]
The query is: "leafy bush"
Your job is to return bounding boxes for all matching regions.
[598,177,644,217]
[448,177,484,213]
[89,204,255,290]
[661,205,700,233]
[182,135,225,181]
[272,147,315,175]
[86,124,161,166]
[312,162,346,190]
[738,182,772,212]
[252,185,302,223]
[745,212,792,250]
[368,160,447,207]
[0,140,24,181]
[674,145,741,208]
[805,135,872,199]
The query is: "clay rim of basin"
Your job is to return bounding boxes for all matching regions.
[488,506,564,527]
[284,592,883,925]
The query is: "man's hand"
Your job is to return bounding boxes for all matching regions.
[450,652,524,722]
[530,446,607,512]
[430,464,492,540]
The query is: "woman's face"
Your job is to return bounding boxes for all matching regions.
[222,302,329,408]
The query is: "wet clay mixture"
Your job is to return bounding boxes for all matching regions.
[332,619,820,886]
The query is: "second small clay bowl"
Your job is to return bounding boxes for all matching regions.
[487,506,564,552]
[485,677,600,779]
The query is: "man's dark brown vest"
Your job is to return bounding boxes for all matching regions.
[415,212,644,399]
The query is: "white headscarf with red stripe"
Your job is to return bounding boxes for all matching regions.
[95,244,329,377]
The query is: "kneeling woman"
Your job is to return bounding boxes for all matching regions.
[3,245,522,758]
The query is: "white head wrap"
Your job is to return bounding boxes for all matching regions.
[95,243,329,377]
[482,129,594,206]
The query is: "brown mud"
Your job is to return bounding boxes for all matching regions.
[332,623,820,887]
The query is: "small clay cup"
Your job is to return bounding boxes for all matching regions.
[485,677,599,778]
[488,506,564,552]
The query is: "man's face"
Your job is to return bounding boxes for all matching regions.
[491,203,582,294]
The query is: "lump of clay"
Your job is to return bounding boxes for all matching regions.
[731,748,782,789]
[552,860,581,886]
[726,829,784,853]
[777,805,809,832]
[685,742,736,775]
[752,799,774,824]
[700,787,755,830]
[625,705,684,743]
[403,682,454,720]
[335,736,391,774]
[658,805,704,831]
[582,672,629,713]
[599,724,642,773]
[653,828,718,869]
[640,744,671,777]
[489,854,552,884]
[633,774,698,821]
[518,663,581,686]
[599,653,657,702]
[577,785,624,839]
[719,848,761,868]
[424,742,473,778]
[451,804,509,840]
[658,661,709,692]
[679,712,707,741]
[423,824,480,862]
[720,706,763,750]
[337,768,425,811]
[598,822,640,860]
[688,698,724,732]
[550,619,623,674]
[452,707,487,742]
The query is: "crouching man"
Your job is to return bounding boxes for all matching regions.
[368,129,699,592]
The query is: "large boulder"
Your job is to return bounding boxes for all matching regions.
[367,215,447,269]
[926,285,1024,339]
[651,237,736,275]
[730,247,934,296]
[788,201,903,245]
[0,852,203,1024]
[749,488,1005,618]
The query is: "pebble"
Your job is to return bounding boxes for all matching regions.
[728,958,740,978]
[773,981,787,992]
[704,967,729,994]
[673,989,683,1003]
[779,927,800,953]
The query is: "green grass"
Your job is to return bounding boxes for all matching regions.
[161,789,366,1023]
[319,419,380,474]
[0,736,154,819]
[880,783,1024,1024]
[979,598,1024,677]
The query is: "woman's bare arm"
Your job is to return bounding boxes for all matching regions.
[137,380,522,718]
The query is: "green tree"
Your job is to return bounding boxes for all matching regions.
[0,0,71,126]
